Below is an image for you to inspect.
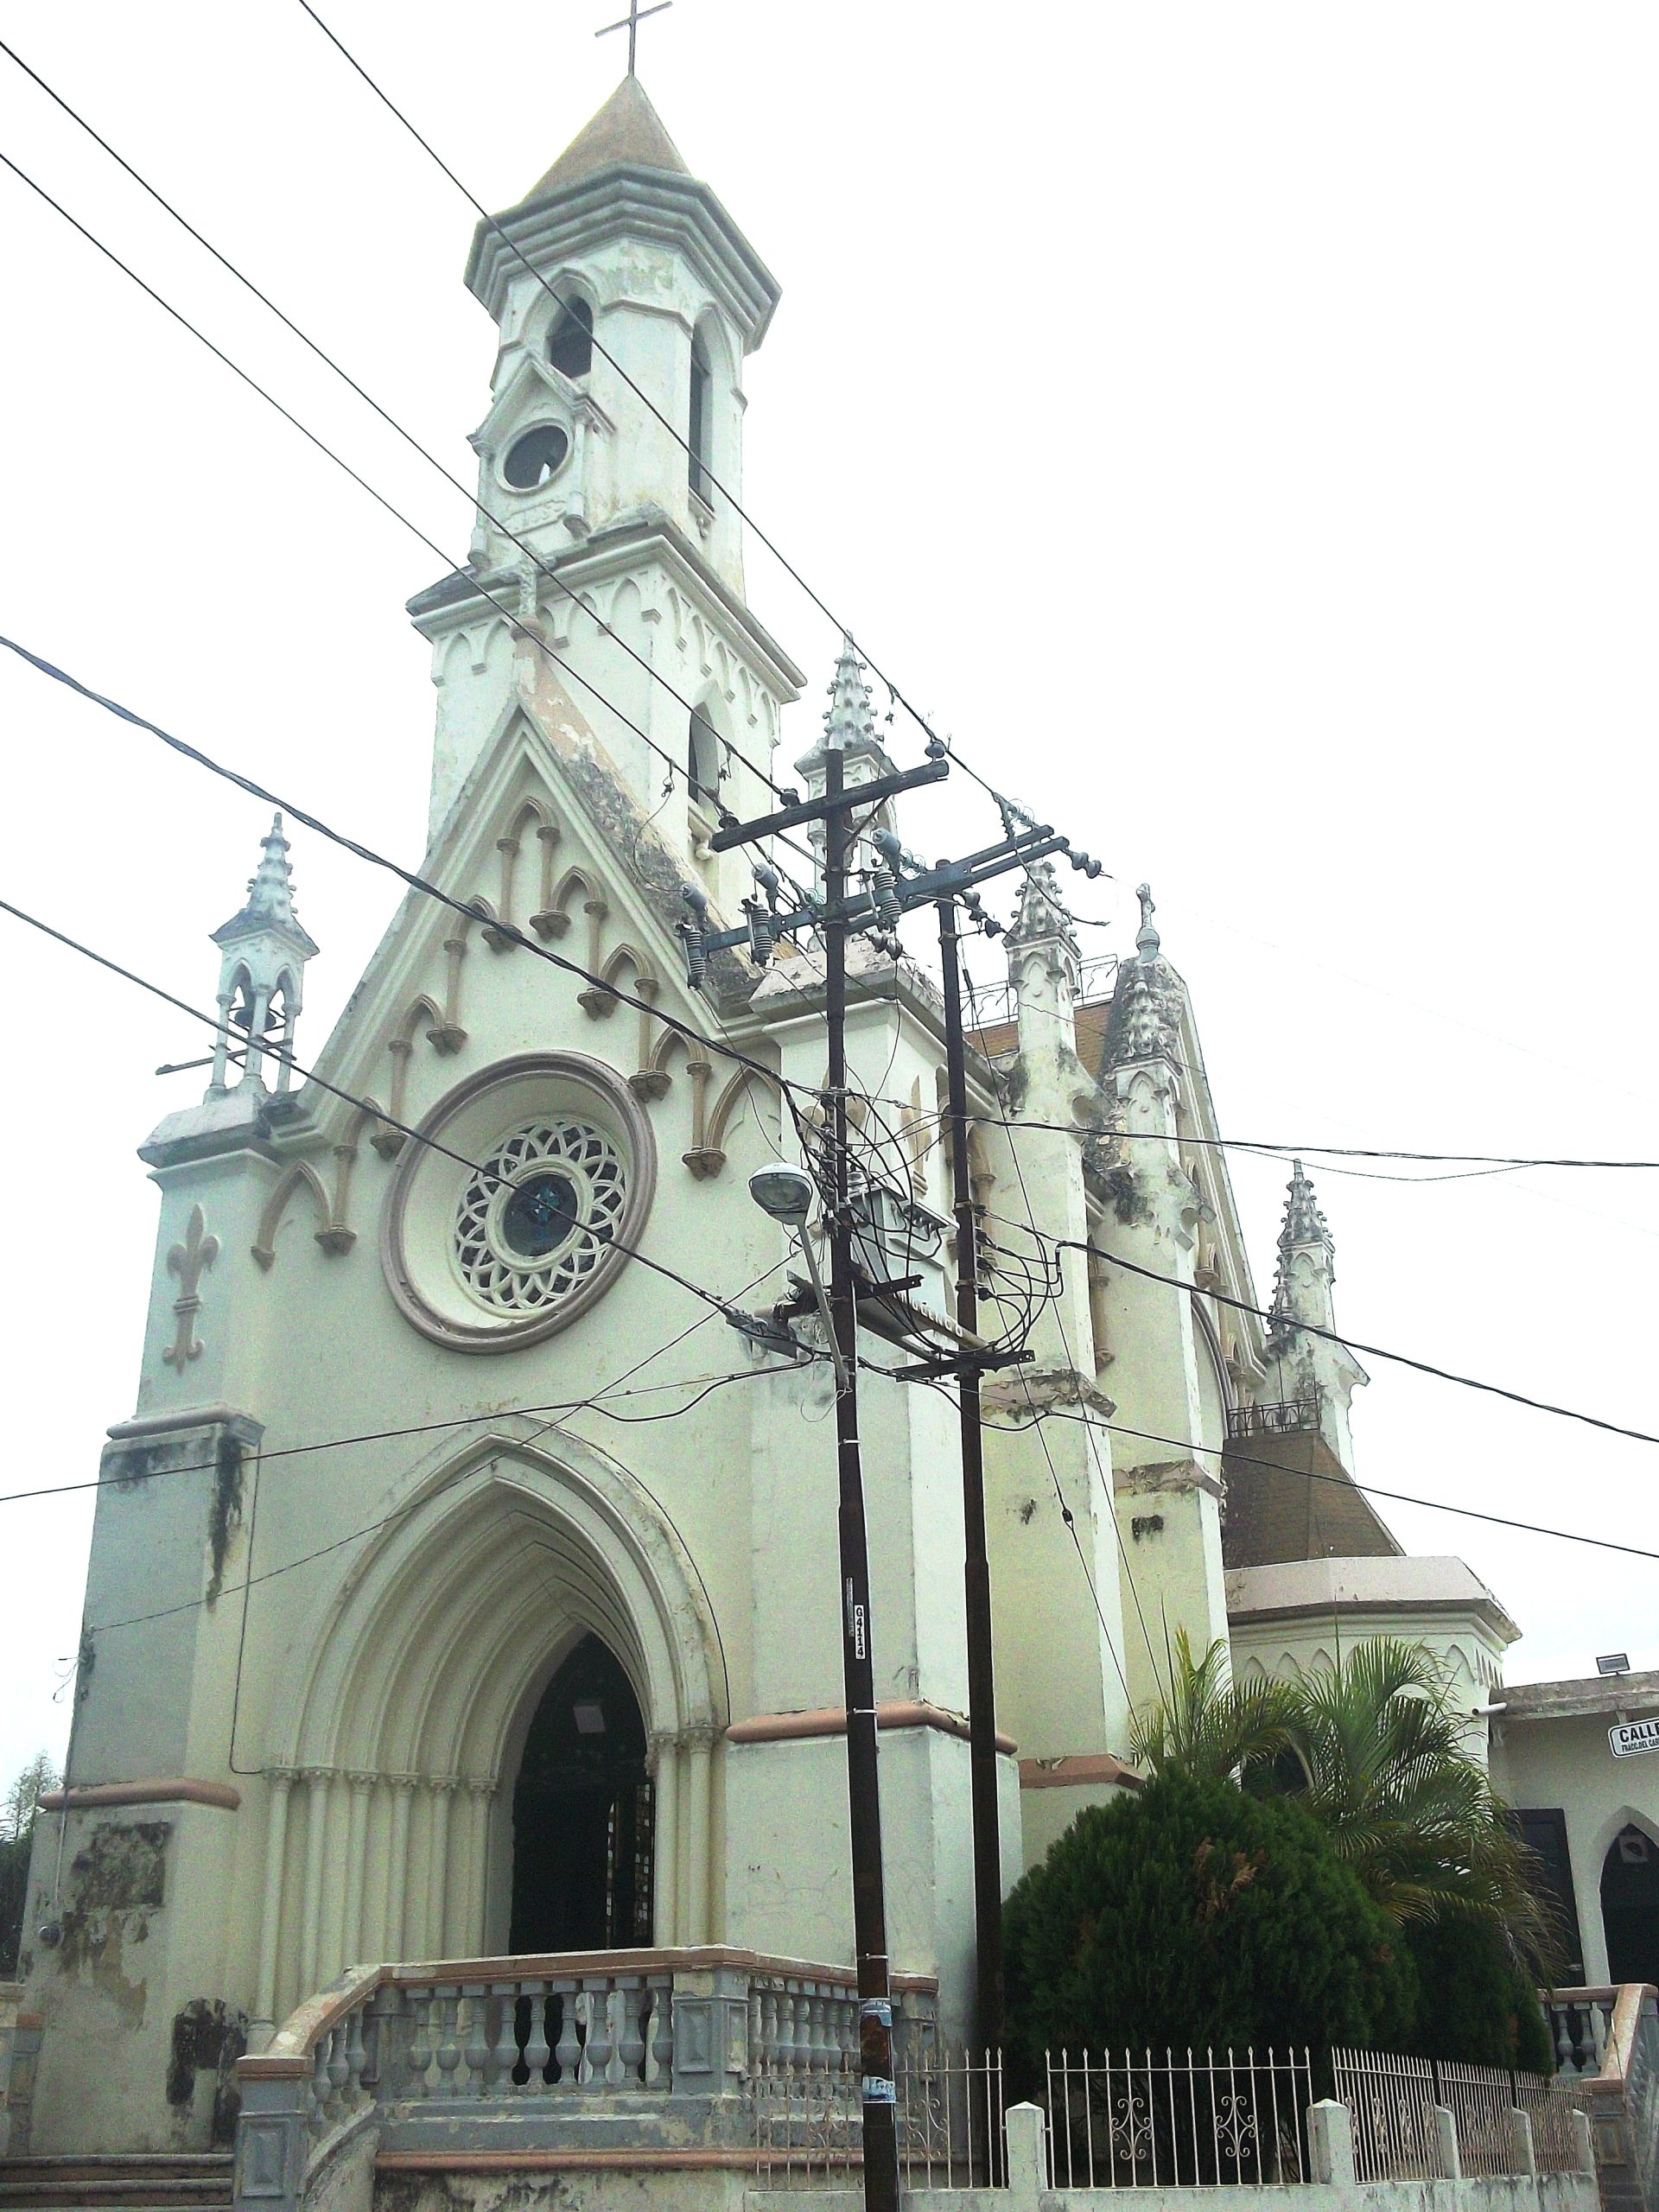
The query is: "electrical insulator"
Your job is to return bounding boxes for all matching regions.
[742,894,776,969]
[871,865,901,928]
[678,884,710,991]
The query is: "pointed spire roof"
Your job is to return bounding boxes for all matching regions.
[213,814,319,955]
[523,75,691,204]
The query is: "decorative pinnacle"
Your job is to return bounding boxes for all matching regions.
[1007,858,1077,948]
[1271,1159,1335,1325]
[1135,882,1161,963]
[246,813,301,929]
[823,635,875,753]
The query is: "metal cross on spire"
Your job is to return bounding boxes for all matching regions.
[595,0,671,73]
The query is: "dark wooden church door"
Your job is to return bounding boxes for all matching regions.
[509,1634,654,1953]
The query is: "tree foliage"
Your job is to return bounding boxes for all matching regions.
[1403,1916,1555,2075]
[1004,1772,1417,2080]
[1128,1629,1298,1784]
[0,1750,59,1977]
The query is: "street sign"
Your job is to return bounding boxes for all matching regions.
[1598,1653,1631,1676]
[1610,1718,1659,1758]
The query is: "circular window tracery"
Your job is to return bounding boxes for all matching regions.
[380,1053,656,1354]
[454,1120,627,1313]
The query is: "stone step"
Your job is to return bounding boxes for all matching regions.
[0,2160,232,2212]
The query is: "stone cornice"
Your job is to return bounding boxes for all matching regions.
[406,508,804,697]
[465,166,781,348]
[41,1777,242,1813]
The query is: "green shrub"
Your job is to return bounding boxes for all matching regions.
[1403,1916,1555,2075]
[1004,1772,1417,2078]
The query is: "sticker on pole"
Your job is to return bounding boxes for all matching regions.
[1610,1717,1659,1758]
[860,1996,895,2103]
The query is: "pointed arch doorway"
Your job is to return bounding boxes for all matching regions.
[1601,1822,1659,1986]
[509,1633,655,1953]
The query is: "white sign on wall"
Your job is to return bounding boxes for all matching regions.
[1610,1718,1659,1758]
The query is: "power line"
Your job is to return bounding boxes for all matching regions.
[0,632,820,1116]
[0,146,802,845]
[0,1351,798,1510]
[0,35,805,819]
[291,0,947,763]
[972,1216,1659,1454]
[1026,1404,1659,1567]
[992,1040,1167,1703]
[0,890,775,1325]
[83,1298,789,1643]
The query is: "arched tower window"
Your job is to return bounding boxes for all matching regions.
[688,332,714,505]
[687,706,719,811]
[549,296,594,379]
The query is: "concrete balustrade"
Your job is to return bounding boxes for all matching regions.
[232,1948,938,2212]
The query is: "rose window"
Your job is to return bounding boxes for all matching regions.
[454,1121,627,1314]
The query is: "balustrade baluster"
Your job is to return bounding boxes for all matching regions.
[649,1980,674,2089]
[489,1983,520,2089]
[344,2005,369,2108]
[434,1992,462,2097]
[404,1990,435,2099]
[546,1982,575,2085]
[461,1986,490,2094]
[617,1981,645,2084]
[309,2035,332,2133]
[760,1986,779,2072]
[583,1982,614,2088]
[791,1986,813,2074]
[778,1991,798,2075]
[525,1984,554,2090]
[326,2021,349,2115]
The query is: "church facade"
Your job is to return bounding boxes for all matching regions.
[13,77,1604,2162]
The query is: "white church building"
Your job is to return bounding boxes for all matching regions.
[11,73,1656,2172]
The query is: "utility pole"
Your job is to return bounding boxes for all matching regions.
[936,896,1004,2074]
[822,734,901,2212]
[685,699,1103,2178]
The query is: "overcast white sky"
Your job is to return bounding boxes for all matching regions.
[1,2,1656,1789]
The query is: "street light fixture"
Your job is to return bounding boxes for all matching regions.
[748,1162,847,1390]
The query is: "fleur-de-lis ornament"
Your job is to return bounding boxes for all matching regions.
[162,1204,219,1369]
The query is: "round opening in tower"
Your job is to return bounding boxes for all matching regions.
[503,424,570,490]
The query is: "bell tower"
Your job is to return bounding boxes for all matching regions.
[412,74,802,883]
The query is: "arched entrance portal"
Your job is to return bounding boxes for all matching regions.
[510,1634,654,1952]
[1601,1823,1659,1985]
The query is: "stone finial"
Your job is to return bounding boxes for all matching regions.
[1135,881,1160,963]
[822,635,875,753]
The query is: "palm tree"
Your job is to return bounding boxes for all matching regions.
[1132,1635,1554,1958]
[1269,1638,1554,1954]
[1128,1627,1297,1783]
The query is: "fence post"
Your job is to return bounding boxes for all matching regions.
[1005,2100,1046,2208]
[1571,2109,1595,2177]
[1433,2105,1463,2181]
[1310,2099,1357,2189]
[1507,2107,1537,2177]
